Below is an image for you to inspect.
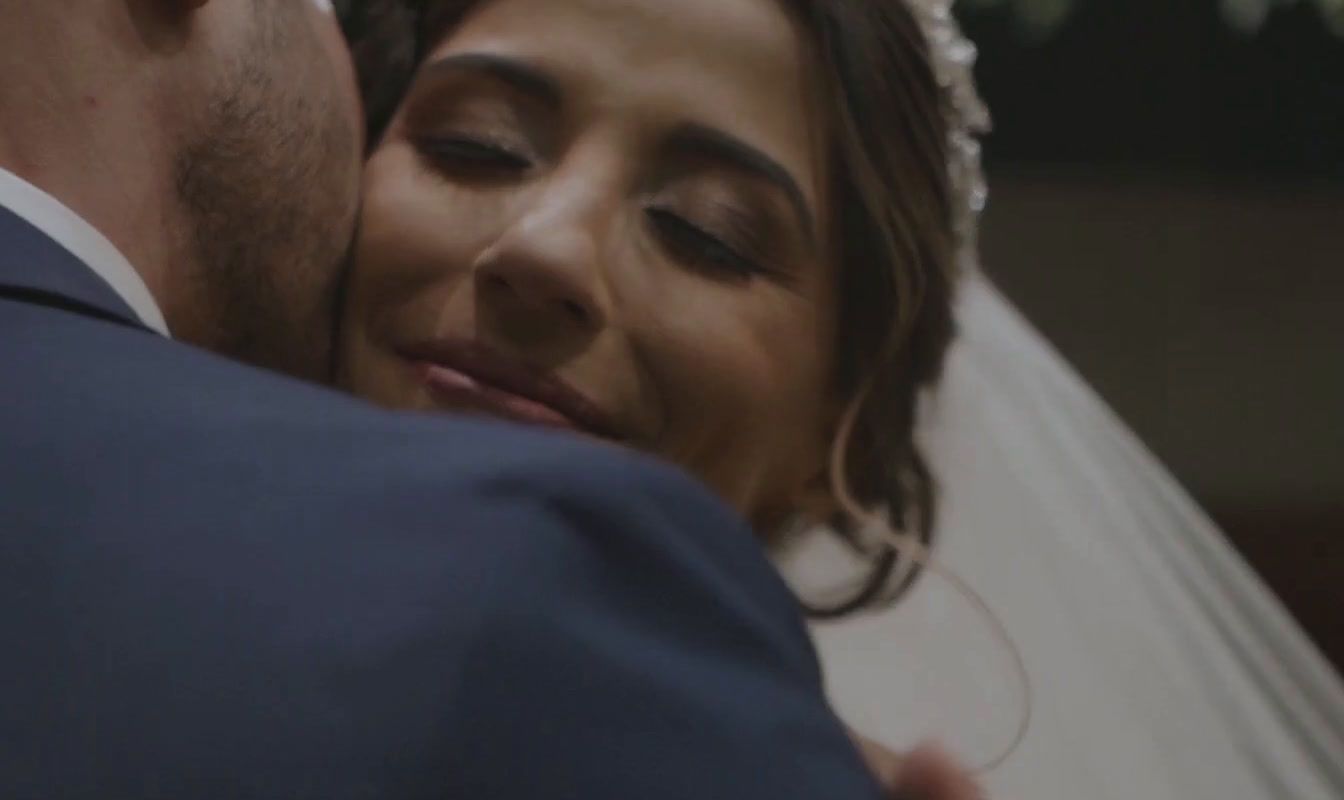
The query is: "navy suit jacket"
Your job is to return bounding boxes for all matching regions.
[0,206,883,799]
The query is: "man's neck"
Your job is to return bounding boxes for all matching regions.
[0,10,176,307]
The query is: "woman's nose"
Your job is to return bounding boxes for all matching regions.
[473,197,610,341]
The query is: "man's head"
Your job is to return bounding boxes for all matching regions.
[0,0,364,381]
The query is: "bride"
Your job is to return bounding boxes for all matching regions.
[335,0,984,792]
[339,0,971,597]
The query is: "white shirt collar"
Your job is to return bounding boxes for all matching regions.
[0,167,170,336]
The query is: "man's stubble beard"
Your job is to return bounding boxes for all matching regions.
[170,5,360,385]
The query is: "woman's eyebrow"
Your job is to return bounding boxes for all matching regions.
[418,52,562,109]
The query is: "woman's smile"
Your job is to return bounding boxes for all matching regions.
[397,337,622,439]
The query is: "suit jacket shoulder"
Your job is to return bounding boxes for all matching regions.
[0,225,880,799]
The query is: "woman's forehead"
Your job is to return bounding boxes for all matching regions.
[440,0,802,60]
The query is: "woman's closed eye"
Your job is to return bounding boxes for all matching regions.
[415,133,534,175]
[645,204,777,282]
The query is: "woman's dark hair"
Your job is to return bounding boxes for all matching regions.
[338,0,960,617]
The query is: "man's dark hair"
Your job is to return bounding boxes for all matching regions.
[337,1,423,147]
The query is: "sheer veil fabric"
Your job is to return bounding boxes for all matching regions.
[785,272,1344,799]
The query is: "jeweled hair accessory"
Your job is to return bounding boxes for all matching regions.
[907,0,993,273]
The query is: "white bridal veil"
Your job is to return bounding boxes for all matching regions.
[782,4,1344,795]
[788,272,1344,800]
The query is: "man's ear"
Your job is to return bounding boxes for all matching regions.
[131,0,210,28]
[123,0,211,49]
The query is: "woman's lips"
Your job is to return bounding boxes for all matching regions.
[415,361,580,432]
[396,339,618,438]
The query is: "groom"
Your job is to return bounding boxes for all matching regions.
[0,2,891,797]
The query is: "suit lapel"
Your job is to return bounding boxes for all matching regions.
[0,205,151,332]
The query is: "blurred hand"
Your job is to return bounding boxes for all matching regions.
[851,733,983,800]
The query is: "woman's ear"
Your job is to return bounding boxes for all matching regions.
[792,468,841,525]
[796,385,863,526]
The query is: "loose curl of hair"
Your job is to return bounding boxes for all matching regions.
[337,0,960,618]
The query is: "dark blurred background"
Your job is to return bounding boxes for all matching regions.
[956,0,1343,667]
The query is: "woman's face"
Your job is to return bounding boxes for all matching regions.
[340,0,839,528]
